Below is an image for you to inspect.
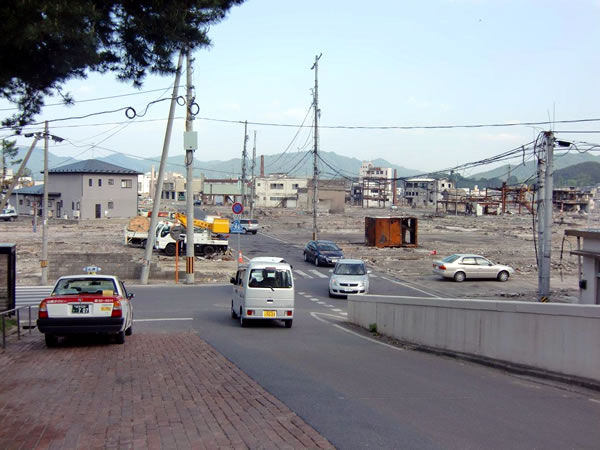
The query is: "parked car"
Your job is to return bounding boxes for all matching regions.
[37,266,134,347]
[0,207,18,221]
[329,259,370,298]
[239,218,259,234]
[303,240,344,266]
[432,254,514,282]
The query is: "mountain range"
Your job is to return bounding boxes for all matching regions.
[7,146,600,187]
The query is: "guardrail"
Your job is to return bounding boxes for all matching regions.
[15,286,53,307]
[1,305,35,349]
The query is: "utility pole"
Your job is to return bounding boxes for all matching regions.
[41,121,49,284]
[241,121,248,208]
[537,131,554,301]
[140,50,184,284]
[250,131,256,219]
[311,53,322,240]
[184,47,196,285]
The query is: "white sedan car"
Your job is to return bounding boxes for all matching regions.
[432,254,514,282]
[37,267,134,347]
[329,259,370,298]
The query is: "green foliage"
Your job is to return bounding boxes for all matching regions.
[0,0,245,128]
[1,139,20,188]
[554,162,600,188]
[368,323,378,333]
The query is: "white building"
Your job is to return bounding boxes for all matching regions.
[359,161,394,208]
[254,175,308,208]
[404,177,453,208]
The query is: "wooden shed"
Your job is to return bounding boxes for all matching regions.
[365,217,418,248]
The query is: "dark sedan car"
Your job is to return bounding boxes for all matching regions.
[303,240,344,266]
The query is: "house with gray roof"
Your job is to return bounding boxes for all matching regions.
[9,184,61,217]
[47,159,141,219]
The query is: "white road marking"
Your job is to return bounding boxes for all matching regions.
[325,305,334,308]
[310,312,404,351]
[257,232,289,243]
[369,274,377,278]
[298,291,305,295]
[295,270,312,279]
[332,308,343,312]
[317,301,326,305]
[340,312,348,316]
[380,276,440,298]
[310,298,319,302]
[590,398,600,404]
[134,318,193,322]
[309,270,328,279]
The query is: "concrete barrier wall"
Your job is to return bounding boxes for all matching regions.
[348,295,600,383]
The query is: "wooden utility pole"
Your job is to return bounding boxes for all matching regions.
[311,53,322,240]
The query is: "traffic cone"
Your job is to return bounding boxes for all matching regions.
[238,251,243,263]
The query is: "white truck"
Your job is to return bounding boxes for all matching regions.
[154,221,229,257]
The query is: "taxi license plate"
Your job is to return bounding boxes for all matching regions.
[71,304,90,314]
[262,310,276,318]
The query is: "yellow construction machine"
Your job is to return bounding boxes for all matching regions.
[174,213,229,234]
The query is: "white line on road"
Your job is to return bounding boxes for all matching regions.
[332,308,342,312]
[317,301,326,305]
[310,312,404,351]
[257,232,289,243]
[380,276,440,298]
[309,270,328,279]
[298,291,305,295]
[310,298,319,302]
[294,270,312,279]
[134,318,193,322]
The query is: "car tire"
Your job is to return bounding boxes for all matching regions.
[242,228,248,234]
[497,271,509,282]
[231,301,237,319]
[303,252,308,262]
[284,319,293,329]
[314,256,319,267]
[125,323,133,336]
[165,243,176,257]
[115,330,126,344]
[44,334,58,347]
[328,291,334,298]
[239,308,247,327]
[203,245,215,256]
[453,271,466,282]
[252,230,257,234]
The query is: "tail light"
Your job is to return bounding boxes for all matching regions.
[286,310,292,317]
[38,299,48,319]
[247,310,254,316]
[439,264,446,270]
[111,299,123,317]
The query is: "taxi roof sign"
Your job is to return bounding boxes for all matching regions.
[83,265,102,275]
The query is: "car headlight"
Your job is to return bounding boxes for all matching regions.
[332,280,339,286]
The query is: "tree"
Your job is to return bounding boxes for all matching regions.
[0,139,21,190]
[0,0,245,128]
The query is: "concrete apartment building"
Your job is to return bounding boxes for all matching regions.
[358,161,394,208]
[404,177,453,208]
[254,175,307,208]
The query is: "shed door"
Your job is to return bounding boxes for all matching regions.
[95,204,101,219]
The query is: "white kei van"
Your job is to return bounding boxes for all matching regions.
[230,257,295,328]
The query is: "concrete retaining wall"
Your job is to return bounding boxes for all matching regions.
[348,295,600,383]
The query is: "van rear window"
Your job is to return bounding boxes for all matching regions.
[248,268,292,288]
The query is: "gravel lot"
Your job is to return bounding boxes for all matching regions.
[3,204,593,302]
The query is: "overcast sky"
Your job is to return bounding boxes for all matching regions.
[2,0,600,176]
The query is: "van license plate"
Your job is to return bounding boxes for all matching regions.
[263,310,276,318]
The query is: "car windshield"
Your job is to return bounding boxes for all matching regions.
[442,254,461,263]
[334,263,366,275]
[53,278,117,295]
[317,243,340,251]
[248,268,293,289]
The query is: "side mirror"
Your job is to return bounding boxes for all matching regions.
[329,269,333,273]
[367,270,372,274]
[127,293,135,300]
[230,277,236,284]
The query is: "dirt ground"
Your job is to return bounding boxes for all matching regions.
[3,204,594,303]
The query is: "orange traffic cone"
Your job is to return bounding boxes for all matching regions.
[238,251,243,263]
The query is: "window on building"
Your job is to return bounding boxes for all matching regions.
[257,182,261,187]
[89,179,92,186]
[26,200,31,206]
[108,201,114,209]
[18,199,23,206]
[121,179,132,188]
[98,179,102,187]
[292,183,299,189]
[270,183,284,189]
[108,179,114,185]
[72,201,75,209]
[76,202,80,210]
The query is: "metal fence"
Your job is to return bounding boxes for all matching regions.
[1,305,35,349]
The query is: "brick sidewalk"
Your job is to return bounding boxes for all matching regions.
[0,332,334,449]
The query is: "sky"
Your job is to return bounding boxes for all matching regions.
[2,0,600,177]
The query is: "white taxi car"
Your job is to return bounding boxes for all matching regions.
[37,267,134,347]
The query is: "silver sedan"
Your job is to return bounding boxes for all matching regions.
[432,254,514,282]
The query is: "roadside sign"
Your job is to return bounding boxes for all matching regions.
[232,202,243,215]
[230,220,243,234]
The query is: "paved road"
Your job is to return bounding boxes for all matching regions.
[128,232,600,449]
